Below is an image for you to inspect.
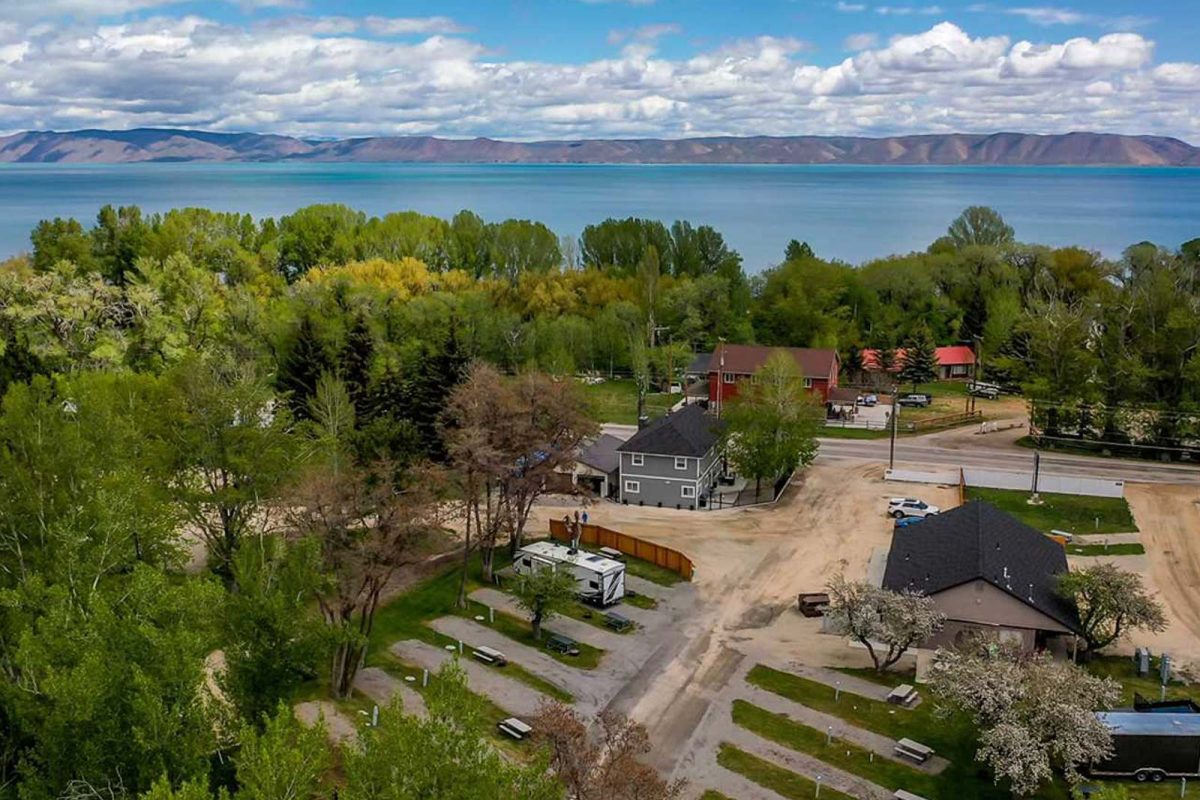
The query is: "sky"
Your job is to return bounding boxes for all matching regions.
[0,0,1198,142]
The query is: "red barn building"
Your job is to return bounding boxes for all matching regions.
[708,344,840,411]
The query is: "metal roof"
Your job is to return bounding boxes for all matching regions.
[1099,712,1200,737]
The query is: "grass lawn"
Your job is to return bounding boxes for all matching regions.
[1087,655,1200,707]
[732,700,942,798]
[453,598,604,670]
[1067,543,1146,556]
[699,792,733,800]
[365,555,598,701]
[623,592,658,610]
[965,486,1138,535]
[820,425,891,440]
[716,743,855,800]
[745,664,1044,799]
[578,378,675,425]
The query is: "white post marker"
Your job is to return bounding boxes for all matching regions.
[372,705,379,727]
[815,776,822,798]
[422,668,429,687]
[458,640,463,655]
[835,681,841,702]
[826,726,832,745]
[490,607,495,624]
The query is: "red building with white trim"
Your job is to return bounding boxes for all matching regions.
[708,344,840,411]
[862,345,976,380]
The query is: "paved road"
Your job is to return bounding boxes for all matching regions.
[604,421,1200,485]
[816,437,1200,485]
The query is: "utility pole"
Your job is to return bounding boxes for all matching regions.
[716,338,726,419]
[889,387,899,471]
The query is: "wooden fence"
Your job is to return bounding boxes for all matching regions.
[548,519,694,581]
[904,410,982,433]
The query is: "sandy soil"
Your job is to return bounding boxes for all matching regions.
[1122,484,1200,670]
[526,462,959,775]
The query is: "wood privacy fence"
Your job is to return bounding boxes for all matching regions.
[548,519,694,581]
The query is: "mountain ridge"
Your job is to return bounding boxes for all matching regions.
[0,128,1197,166]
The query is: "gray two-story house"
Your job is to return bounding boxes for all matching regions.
[617,404,725,510]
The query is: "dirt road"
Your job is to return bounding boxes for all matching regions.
[1125,484,1200,669]
[529,462,958,775]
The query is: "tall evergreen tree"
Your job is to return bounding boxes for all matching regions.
[340,313,375,421]
[277,316,331,422]
[899,326,939,391]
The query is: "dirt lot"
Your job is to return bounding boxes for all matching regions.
[1123,484,1200,670]
[527,462,959,773]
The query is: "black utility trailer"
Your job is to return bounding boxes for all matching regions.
[1090,712,1200,783]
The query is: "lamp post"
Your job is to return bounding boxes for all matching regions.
[888,387,899,471]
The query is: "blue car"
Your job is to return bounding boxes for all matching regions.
[894,516,924,528]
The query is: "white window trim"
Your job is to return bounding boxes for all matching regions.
[681,485,697,499]
[723,372,736,384]
[803,377,814,389]
[674,456,689,470]
[624,480,640,494]
[631,453,644,467]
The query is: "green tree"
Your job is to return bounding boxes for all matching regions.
[784,239,814,262]
[167,358,298,581]
[276,204,364,282]
[1058,563,1167,653]
[488,219,561,283]
[720,350,823,496]
[341,663,562,800]
[30,217,95,271]
[277,315,333,422]
[512,567,578,640]
[898,326,939,391]
[221,537,324,727]
[947,206,1015,249]
[235,704,330,800]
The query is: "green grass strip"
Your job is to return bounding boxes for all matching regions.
[1066,543,1145,556]
[716,743,854,800]
[732,700,938,797]
[964,487,1137,535]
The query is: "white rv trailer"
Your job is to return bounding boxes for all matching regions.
[513,540,626,606]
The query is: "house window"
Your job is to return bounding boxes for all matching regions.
[631,453,644,467]
[624,480,640,494]
[675,456,689,470]
[723,372,735,384]
[681,485,697,499]
[803,378,813,389]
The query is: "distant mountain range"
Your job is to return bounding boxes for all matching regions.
[1,128,1198,166]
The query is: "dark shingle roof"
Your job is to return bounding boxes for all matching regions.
[617,404,724,458]
[687,351,713,376]
[882,500,1081,633]
[577,434,622,474]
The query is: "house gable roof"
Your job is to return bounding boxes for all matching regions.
[708,344,837,380]
[882,500,1081,633]
[577,433,622,474]
[617,404,724,458]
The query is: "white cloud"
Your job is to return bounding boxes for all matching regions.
[364,17,469,36]
[836,1,867,11]
[876,6,943,16]
[0,17,1196,143]
[1005,7,1085,26]
[607,23,682,46]
[843,32,879,51]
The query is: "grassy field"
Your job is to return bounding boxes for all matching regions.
[699,792,733,800]
[623,592,658,610]
[1067,542,1146,556]
[745,664,1041,799]
[452,598,603,672]
[820,425,891,440]
[750,661,1200,800]
[965,486,1138,535]
[366,555,598,700]
[732,700,941,798]
[578,378,675,425]
[717,743,855,800]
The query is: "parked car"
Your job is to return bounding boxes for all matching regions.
[967,381,1001,399]
[857,394,878,407]
[894,515,925,528]
[896,394,932,408]
[887,498,940,519]
[668,382,683,394]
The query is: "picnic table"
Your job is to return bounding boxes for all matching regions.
[894,737,934,764]
[604,611,633,632]
[545,634,580,656]
[887,684,918,706]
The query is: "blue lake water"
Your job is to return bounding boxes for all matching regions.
[1,162,1198,270]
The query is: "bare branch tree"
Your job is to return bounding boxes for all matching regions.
[287,461,443,698]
